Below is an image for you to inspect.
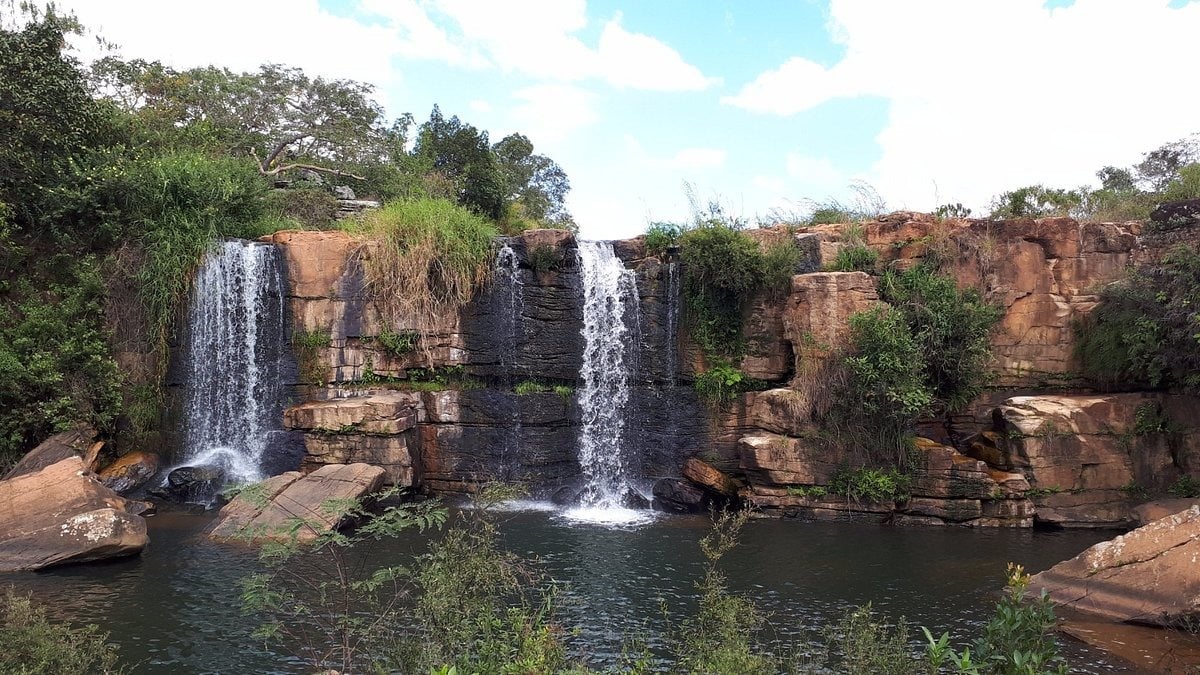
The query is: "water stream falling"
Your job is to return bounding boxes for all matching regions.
[496,243,524,479]
[568,241,648,524]
[179,240,288,485]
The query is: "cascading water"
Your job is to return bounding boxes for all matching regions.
[496,243,524,479]
[664,256,681,386]
[568,241,649,524]
[179,240,288,485]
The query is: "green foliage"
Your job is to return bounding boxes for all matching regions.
[1132,401,1171,435]
[342,198,497,343]
[644,221,683,256]
[376,328,419,358]
[845,306,932,432]
[1168,475,1200,498]
[263,187,339,229]
[761,241,801,294]
[1075,244,1200,391]
[392,486,576,674]
[1162,162,1200,204]
[820,604,917,675]
[693,361,767,405]
[527,244,564,275]
[0,589,123,675]
[988,185,1084,219]
[832,245,880,273]
[552,384,575,398]
[830,466,912,503]
[514,380,549,395]
[0,260,122,465]
[810,205,853,225]
[679,224,764,359]
[878,264,1003,411]
[675,509,774,674]
[291,329,329,386]
[935,203,973,219]
[240,487,447,674]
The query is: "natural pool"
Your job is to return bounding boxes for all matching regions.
[6,508,1133,674]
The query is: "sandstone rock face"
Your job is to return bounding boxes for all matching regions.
[682,458,739,497]
[739,433,841,487]
[782,272,878,386]
[0,457,148,571]
[994,394,1198,527]
[1030,505,1200,626]
[5,426,103,479]
[209,463,386,542]
[283,392,421,486]
[98,451,161,495]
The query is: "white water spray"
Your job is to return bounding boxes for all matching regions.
[179,240,287,484]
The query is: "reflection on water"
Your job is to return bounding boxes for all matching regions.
[3,510,1133,674]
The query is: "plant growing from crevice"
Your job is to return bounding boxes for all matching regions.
[291,329,330,385]
[830,466,912,503]
[828,223,879,273]
[527,244,564,275]
[375,328,418,358]
[645,221,683,256]
[1168,475,1200,498]
[694,360,768,405]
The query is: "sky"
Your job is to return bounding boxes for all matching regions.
[56,0,1200,240]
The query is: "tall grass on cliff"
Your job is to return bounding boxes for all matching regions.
[342,198,497,360]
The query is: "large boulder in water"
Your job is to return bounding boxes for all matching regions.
[208,463,387,543]
[0,456,148,571]
[99,451,161,495]
[1030,505,1200,627]
[149,466,226,504]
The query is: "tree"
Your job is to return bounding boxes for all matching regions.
[492,133,573,226]
[0,4,113,228]
[90,58,388,180]
[1134,136,1199,192]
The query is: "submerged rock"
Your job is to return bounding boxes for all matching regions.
[1030,505,1200,627]
[651,478,706,513]
[0,456,148,571]
[208,463,387,543]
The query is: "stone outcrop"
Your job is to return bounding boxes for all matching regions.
[98,451,161,495]
[0,457,148,571]
[989,394,1199,527]
[1031,505,1200,627]
[208,463,386,542]
[5,425,103,479]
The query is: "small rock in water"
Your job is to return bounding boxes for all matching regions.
[652,478,706,513]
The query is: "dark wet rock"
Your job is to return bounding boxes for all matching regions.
[150,466,226,504]
[652,478,706,513]
[5,426,103,479]
[1150,198,1200,229]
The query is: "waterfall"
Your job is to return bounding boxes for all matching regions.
[574,241,639,511]
[496,243,523,479]
[179,240,288,485]
[664,257,681,385]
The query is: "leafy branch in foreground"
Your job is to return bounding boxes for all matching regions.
[239,486,446,674]
[0,589,123,675]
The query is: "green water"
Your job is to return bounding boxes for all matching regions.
[5,509,1132,674]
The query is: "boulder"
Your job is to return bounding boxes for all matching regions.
[1133,498,1200,527]
[150,466,226,504]
[682,458,739,497]
[0,457,148,571]
[652,478,706,513]
[208,463,387,542]
[98,451,161,495]
[5,426,103,479]
[1030,505,1200,627]
[1150,198,1200,229]
[738,432,841,487]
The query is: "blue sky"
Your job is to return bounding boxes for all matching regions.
[65,0,1200,239]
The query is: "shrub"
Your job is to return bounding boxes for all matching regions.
[819,604,917,675]
[830,466,911,503]
[527,244,564,275]
[1168,475,1200,498]
[761,241,801,293]
[679,224,764,358]
[263,187,339,229]
[878,264,1002,411]
[376,328,418,357]
[674,509,774,674]
[694,361,767,405]
[1075,244,1200,390]
[342,198,497,357]
[644,221,683,255]
[1161,162,1200,203]
[0,589,123,674]
[831,245,879,273]
[845,306,932,431]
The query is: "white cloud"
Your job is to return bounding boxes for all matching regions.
[724,0,1200,212]
[511,84,600,143]
[596,16,719,91]
[468,99,493,114]
[623,136,727,170]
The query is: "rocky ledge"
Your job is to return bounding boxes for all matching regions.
[0,456,149,571]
